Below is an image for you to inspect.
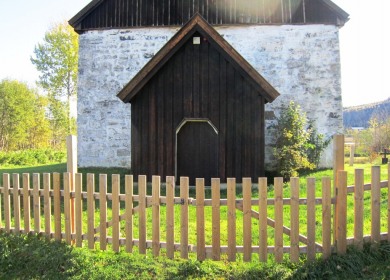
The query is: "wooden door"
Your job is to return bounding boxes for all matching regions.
[176,120,219,185]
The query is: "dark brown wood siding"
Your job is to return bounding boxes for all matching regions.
[131,33,265,183]
[75,0,346,32]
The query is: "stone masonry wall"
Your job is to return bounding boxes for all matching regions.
[77,24,343,169]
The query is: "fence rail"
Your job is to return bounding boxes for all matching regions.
[1,164,389,262]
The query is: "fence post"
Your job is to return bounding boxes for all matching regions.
[371,166,381,245]
[333,134,344,244]
[335,170,347,255]
[349,144,355,166]
[66,135,77,242]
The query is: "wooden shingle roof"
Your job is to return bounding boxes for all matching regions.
[69,0,349,33]
[117,13,280,104]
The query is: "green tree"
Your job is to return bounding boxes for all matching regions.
[31,22,78,134]
[0,79,50,151]
[273,101,315,179]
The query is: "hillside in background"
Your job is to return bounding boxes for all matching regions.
[343,98,390,128]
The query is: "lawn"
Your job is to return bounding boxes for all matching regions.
[1,159,389,245]
[1,159,390,279]
[1,232,390,279]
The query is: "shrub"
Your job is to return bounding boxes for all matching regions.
[272,101,329,179]
[0,148,66,166]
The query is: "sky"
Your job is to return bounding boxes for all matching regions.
[0,0,389,108]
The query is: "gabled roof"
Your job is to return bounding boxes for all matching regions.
[69,0,349,33]
[117,13,280,104]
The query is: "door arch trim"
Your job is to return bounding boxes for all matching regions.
[175,118,219,183]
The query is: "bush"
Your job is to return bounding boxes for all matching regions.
[0,148,66,166]
[272,101,329,179]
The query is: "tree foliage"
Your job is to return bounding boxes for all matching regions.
[273,101,328,179]
[31,22,78,135]
[0,79,50,151]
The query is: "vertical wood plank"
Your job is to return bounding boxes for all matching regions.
[211,178,221,261]
[75,173,83,247]
[322,177,332,259]
[307,177,316,261]
[196,178,205,261]
[243,178,252,262]
[100,174,107,250]
[388,163,390,243]
[152,176,161,256]
[166,176,175,259]
[138,175,147,254]
[3,174,11,232]
[43,173,51,238]
[227,178,236,261]
[180,177,189,259]
[33,173,41,234]
[112,174,120,252]
[290,177,299,262]
[125,175,133,253]
[12,174,21,233]
[274,177,284,263]
[333,134,344,243]
[66,135,77,241]
[335,170,347,255]
[371,166,381,244]
[354,169,364,250]
[259,177,268,262]
[23,173,31,234]
[87,173,95,249]
[64,172,72,244]
[53,173,61,240]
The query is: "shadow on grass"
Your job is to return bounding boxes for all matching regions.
[0,232,80,279]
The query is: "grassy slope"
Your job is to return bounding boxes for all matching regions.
[1,232,390,279]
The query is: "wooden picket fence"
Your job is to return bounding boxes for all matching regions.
[1,165,389,262]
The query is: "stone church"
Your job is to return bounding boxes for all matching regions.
[70,0,349,177]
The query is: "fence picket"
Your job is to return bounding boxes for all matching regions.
[307,178,316,261]
[274,177,284,263]
[196,178,205,261]
[259,177,268,262]
[371,166,381,244]
[33,173,41,234]
[75,174,83,247]
[112,174,120,252]
[64,173,72,244]
[290,177,299,262]
[12,174,21,233]
[166,176,175,259]
[354,169,364,249]
[227,178,236,261]
[388,163,390,243]
[87,173,95,249]
[53,173,61,240]
[1,166,389,262]
[3,174,11,232]
[336,170,347,255]
[138,175,147,254]
[100,174,107,250]
[243,178,252,262]
[322,177,332,258]
[43,173,51,238]
[0,179,2,228]
[125,175,133,253]
[152,176,161,256]
[211,178,221,261]
[180,177,189,259]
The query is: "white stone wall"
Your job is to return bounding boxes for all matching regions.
[77,24,343,169]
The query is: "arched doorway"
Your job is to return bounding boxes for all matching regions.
[176,119,219,185]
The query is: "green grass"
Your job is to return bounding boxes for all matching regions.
[1,232,390,279]
[1,160,390,246]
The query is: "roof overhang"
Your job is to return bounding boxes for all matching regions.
[117,13,280,104]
